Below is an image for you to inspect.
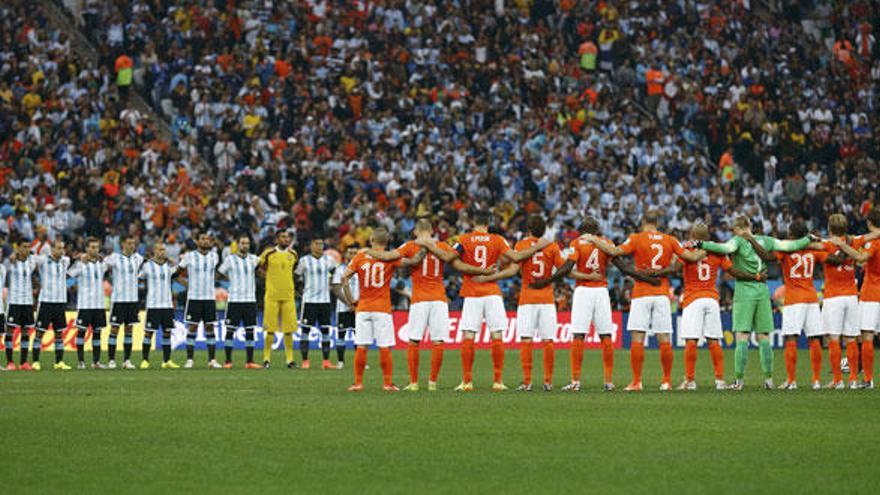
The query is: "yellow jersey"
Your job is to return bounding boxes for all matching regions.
[260,246,297,301]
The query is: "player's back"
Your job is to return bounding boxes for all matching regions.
[349,251,400,313]
[456,231,511,298]
[681,254,730,308]
[398,240,450,303]
[516,237,563,305]
[823,239,858,299]
[621,230,681,298]
[857,237,880,301]
[568,237,609,288]
[776,249,826,304]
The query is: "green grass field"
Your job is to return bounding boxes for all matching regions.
[2,348,878,494]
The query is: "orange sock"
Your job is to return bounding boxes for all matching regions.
[407,342,419,384]
[809,339,823,383]
[630,341,644,385]
[353,347,367,386]
[571,338,584,382]
[461,338,474,383]
[543,341,554,385]
[708,341,725,380]
[379,347,393,387]
[684,341,697,381]
[784,339,798,383]
[520,340,533,385]
[601,336,614,383]
[491,339,504,383]
[429,342,444,383]
[828,340,842,383]
[862,340,874,383]
[659,342,673,384]
[846,341,860,382]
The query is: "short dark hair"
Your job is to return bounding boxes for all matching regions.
[868,208,880,229]
[86,237,100,246]
[473,210,492,227]
[788,220,808,239]
[526,215,545,237]
[580,217,599,235]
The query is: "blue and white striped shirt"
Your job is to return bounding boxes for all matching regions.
[218,253,259,303]
[180,250,218,301]
[7,257,37,306]
[140,260,177,309]
[332,264,358,313]
[69,260,107,310]
[105,252,144,303]
[295,254,336,303]
[0,264,7,313]
[35,255,70,304]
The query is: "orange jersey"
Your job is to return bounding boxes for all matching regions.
[516,237,564,305]
[397,240,451,303]
[567,237,610,288]
[348,251,401,313]
[822,239,858,299]
[619,231,684,298]
[680,254,732,308]
[776,250,828,305]
[454,231,511,297]
[858,237,880,302]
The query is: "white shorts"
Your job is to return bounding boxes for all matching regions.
[516,304,557,341]
[354,312,395,348]
[626,296,672,334]
[860,301,880,332]
[679,298,723,340]
[570,287,613,335]
[822,296,860,337]
[406,301,449,342]
[781,303,822,337]
[459,295,507,333]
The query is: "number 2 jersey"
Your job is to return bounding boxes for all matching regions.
[347,251,401,313]
[515,237,564,305]
[453,231,511,298]
[619,231,685,299]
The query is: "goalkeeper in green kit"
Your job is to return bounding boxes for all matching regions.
[696,216,817,390]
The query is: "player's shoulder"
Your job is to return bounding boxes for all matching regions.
[514,238,531,250]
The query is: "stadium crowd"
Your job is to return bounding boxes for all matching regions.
[1,0,879,310]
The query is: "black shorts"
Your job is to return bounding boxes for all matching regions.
[302,303,333,331]
[145,308,175,332]
[110,302,140,326]
[184,299,216,324]
[7,304,34,328]
[225,302,257,329]
[76,309,107,329]
[36,302,67,331]
[337,311,355,331]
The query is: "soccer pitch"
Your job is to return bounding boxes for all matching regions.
[3,349,878,494]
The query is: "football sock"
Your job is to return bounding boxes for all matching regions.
[162,331,171,362]
[601,336,614,383]
[379,347,393,386]
[92,328,102,363]
[336,329,346,363]
[76,330,85,362]
[429,342,444,382]
[784,339,797,383]
[142,331,153,361]
[734,340,748,379]
[520,340,533,385]
[54,331,65,363]
[829,340,842,383]
[263,332,273,363]
[846,341,859,382]
[245,329,254,363]
[862,339,875,382]
[225,328,235,363]
[321,329,331,360]
[20,330,29,364]
[630,341,644,384]
[461,338,474,383]
[542,341,554,385]
[491,338,504,383]
[708,341,725,379]
[123,332,133,361]
[108,332,117,361]
[571,338,584,382]
[659,341,673,384]
[32,330,42,362]
[407,342,420,383]
[353,347,367,386]
[206,327,216,361]
[186,334,195,360]
[300,330,310,361]
[809,338,823,383]
[283,333,294,364]
[684,340,697,381]
[5,333,13,364]
[759,339,773,379]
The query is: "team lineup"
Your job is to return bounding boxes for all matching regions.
[3,209,880,392]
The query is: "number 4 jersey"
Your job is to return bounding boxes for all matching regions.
[516,237,564,305]
[348,251,401,313]
[567,237,611,288]
[397,240,453,303]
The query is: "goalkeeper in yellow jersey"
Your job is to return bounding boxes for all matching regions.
[258,230,299,368]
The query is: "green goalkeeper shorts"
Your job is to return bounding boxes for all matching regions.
[732,298,774,334]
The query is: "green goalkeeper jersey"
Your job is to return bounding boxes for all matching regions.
[701,235,810,301]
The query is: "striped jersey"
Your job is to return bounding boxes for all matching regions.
[140,260,177,309]
[218,253,259,303]
[0,264,6,313]
[296,254,336,303]
[35,255,71,303]
[7,257,37,305]
[105,252,144,303]
[332,263,358,313]
[69,260,107,309]
[180,250,218,301]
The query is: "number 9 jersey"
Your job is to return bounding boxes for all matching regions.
[453,232,511,298]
